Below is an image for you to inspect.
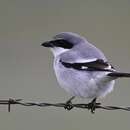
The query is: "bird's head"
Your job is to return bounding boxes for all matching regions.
[41,32,86,57]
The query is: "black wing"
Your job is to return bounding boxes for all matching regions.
[60,59,115,72]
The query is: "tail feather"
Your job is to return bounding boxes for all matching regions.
[108,72,130,78]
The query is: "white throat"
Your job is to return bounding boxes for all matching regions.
[51,47,69,57]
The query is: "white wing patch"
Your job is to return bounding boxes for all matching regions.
[81,66,88,69]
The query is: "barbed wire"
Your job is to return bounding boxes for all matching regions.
[0,98,130,113]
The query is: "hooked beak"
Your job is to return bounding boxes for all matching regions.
[41,41,54,47]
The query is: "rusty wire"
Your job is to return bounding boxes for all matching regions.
[0,98,130,113]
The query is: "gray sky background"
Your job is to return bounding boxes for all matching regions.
[0,0,130,130]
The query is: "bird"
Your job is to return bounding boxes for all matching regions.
[41,32,130,113]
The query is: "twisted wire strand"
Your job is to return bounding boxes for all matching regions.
[0,98,130,113]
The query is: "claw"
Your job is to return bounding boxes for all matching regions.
[64,96,75,111]
[64,103,73,110]
[87,98,101,114]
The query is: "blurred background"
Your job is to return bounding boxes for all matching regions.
[0,0,130,129]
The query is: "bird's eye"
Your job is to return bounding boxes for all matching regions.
[52,39,73,49]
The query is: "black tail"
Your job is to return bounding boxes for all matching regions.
[108,72,130,78]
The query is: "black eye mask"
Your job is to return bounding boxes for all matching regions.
[41,39,73,49]
[51,39,74,49]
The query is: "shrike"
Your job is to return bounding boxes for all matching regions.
[41,32,130,113]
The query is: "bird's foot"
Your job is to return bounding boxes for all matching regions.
[87,98,101,114]
[64,96,75,111]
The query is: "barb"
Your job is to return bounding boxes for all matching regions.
[0,98,130,113]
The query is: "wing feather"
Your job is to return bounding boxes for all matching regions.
[60,59,115,72]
